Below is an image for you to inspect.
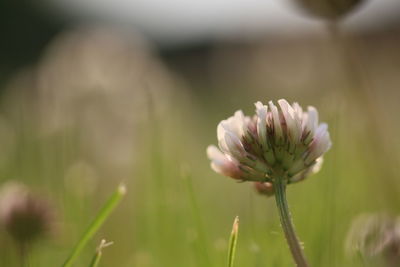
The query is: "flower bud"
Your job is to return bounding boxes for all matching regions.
[254,182,275,197]
[0,182,54,244]
[207,145,243,180]
[293,0,365,20]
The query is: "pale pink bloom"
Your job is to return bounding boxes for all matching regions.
[207,145,242,180]
[254,182,275,197]
[207,99,331,190]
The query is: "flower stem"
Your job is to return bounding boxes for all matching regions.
[274,178,309,267]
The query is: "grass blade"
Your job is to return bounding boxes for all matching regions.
[227,216,239,267]
[89,239,113,267]
[62,184,126,267]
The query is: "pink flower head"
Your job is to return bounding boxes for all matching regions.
[207,99,331,189]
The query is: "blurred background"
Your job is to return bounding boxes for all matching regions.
[1,0,400,266]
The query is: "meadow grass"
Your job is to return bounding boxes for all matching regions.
[0,34,399,267]
[0,89,399,267]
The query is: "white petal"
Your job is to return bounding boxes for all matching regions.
[255,101,268,148]
[315,123,328,139]
[268,101,283,141]
[207,145,241,179]
[217,121,225,141]
[315,131,331,155]
[233,110,246,137]
[217,112,246,154]
[278,99,294,117]
[311,157,324,174]
[207,145,226,162]
[210,161,225,175]
[292,102,303,116]
[224,131,245,158]
[255,101,264,110]
[292,102,304,132]
[217,110,247,140]
[278,99,301,142]
[217,122,229,153]
[306,124,332,163]
[306,106,319,135]
[207,145,231,173]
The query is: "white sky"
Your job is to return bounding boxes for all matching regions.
[45,0,400,44]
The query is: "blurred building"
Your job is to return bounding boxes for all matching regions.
[1,0,400,82]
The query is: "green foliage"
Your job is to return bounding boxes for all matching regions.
[227,216,239,267]
[62,185,126,267]
[0,44,399,267]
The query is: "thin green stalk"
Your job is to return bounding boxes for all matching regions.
[89,252,101,267]
[274,179,309,267]
[227,216,239,267]
[89,239,113,267]
[62,184,126,267]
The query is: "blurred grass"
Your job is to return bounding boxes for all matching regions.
[63,184,125,267]
[0,29,400,267]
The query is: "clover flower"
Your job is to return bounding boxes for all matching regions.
[0,182,54,244]
[207,99,331,267]
[207,99,331,186]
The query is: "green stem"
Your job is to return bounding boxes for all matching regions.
[89,239,113,267]
[274,179,309,267]
[227,216,239,267]
[62,184,126,267]
[89,250,102,267]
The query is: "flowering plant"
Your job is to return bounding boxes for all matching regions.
[207,99,331,266]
